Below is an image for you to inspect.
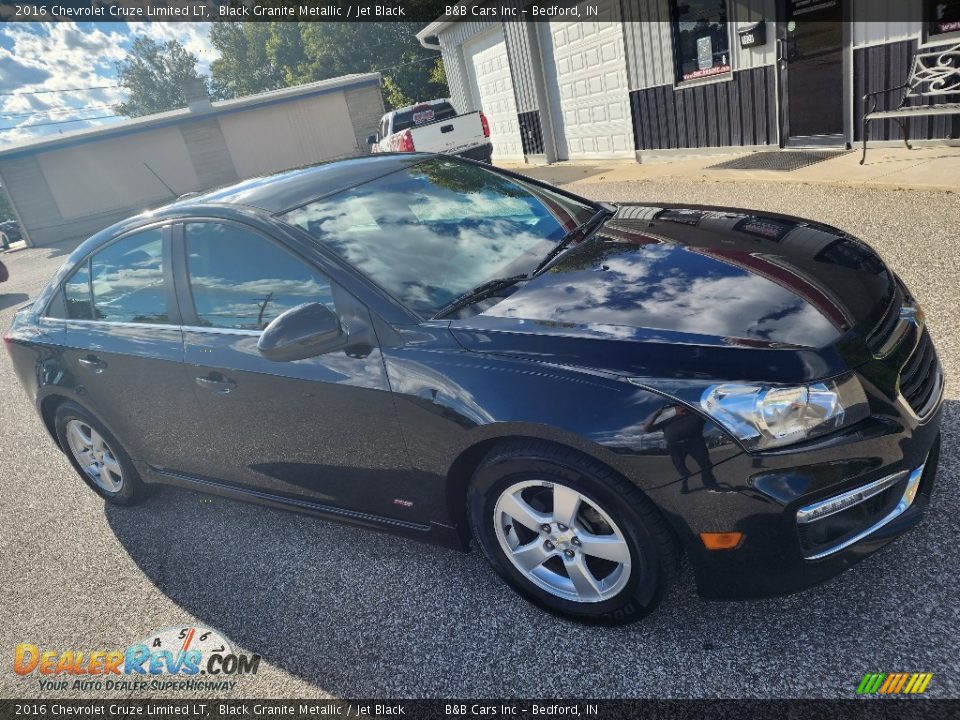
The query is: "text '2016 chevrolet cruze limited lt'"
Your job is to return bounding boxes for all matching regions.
[5,154,942,624]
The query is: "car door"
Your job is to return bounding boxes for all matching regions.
[59,225,203,469]
[173,219,414,519]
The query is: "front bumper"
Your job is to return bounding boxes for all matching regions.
[643,323,943,599]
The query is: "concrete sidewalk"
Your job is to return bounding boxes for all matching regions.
[501,145,960,192]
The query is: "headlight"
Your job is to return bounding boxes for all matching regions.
[700,374,869,450]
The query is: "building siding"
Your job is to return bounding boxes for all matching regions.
[0,155,62,247]
[438,20,497,112]
[503,19,540,113]
[180,118,239,190]
[343,85,386,153]
[851,0,923,48]
[853,38,958,141]
[622,0,776,92]
[629,65,777,150]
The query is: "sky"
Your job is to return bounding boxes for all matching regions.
[0,22,219,146]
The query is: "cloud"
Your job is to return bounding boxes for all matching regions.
[0,50,51,91]
[0,21,220,146]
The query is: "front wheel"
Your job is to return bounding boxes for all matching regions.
[468,442,678,625]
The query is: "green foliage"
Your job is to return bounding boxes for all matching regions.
[208,22,286,99]
[114,37,206,117]
[208,22,450,110]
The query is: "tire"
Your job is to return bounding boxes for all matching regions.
[468,441,678,625]
[54,401,147,506]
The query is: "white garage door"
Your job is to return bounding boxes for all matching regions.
[540,1,634,159]
[463,28,524,161]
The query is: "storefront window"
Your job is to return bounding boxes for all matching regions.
[670,0,732,82]
[927,0,960,37]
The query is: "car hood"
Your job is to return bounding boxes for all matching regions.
[450,204,896,384]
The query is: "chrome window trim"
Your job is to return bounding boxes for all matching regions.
[181,325,262,337]
[62,319,263,338]
[799,459,927,561]
[64,319,177,330]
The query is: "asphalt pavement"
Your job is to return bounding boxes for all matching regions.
[1,178,957,699]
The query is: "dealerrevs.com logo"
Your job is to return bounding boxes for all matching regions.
[13,625,260,693]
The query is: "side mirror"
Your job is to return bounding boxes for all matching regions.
[366,133,378,145]
[257,302,343,362]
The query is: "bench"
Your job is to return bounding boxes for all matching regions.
[860,42,960,164]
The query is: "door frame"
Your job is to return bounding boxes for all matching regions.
[776,0,852,149]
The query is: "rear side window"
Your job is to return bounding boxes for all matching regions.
[392,102,458,133]
[184,222,335,331]
[64,229,170,324]
[63,262,93,320]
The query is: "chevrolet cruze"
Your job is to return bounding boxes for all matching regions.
[5,154,942,624]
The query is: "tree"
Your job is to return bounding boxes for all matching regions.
[114,37,206,117]
[209,22,449,110]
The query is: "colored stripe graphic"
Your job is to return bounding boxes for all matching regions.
[858,673,932,694]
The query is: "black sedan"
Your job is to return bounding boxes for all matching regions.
[4,154,942,624]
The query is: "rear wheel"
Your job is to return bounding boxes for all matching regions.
[468,442,678,625]
[55,402,146,505]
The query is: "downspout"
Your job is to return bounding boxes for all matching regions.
[418,34,442,51]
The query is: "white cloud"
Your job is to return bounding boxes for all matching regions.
[0,22,219,146]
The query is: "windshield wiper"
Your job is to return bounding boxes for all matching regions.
[433,274,529,319]
[531,206,614,276]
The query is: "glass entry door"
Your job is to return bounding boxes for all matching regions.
[778,0,845,146]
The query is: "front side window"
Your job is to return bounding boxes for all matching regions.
[185,222,335,331]
[280,157,595,317]
[671,0,731,82]
[65,228,169,323]
[927,0,960,36]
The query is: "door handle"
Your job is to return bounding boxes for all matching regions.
[78,355,106,374]
[440,124,454,133]
[195,375,237,394]
[776,38,786,64]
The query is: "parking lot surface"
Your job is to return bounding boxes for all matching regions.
[1,178,958,699]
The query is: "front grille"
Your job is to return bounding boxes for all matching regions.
[900,330,940,417]
[866,288,902,355]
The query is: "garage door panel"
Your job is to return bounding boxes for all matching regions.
[541,0,634,159]
[463,28,523,161]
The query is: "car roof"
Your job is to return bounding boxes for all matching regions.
[166,152,433,215]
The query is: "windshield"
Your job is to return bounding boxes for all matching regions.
[279,157,597,317]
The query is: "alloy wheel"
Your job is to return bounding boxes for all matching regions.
[493,480,633,603]
[65,419,123,493]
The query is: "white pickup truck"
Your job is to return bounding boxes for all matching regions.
[367,98,493,163]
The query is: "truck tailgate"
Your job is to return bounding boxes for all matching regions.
[410,111,486,154]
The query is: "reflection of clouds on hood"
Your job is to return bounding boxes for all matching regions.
[488,244,841,348]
